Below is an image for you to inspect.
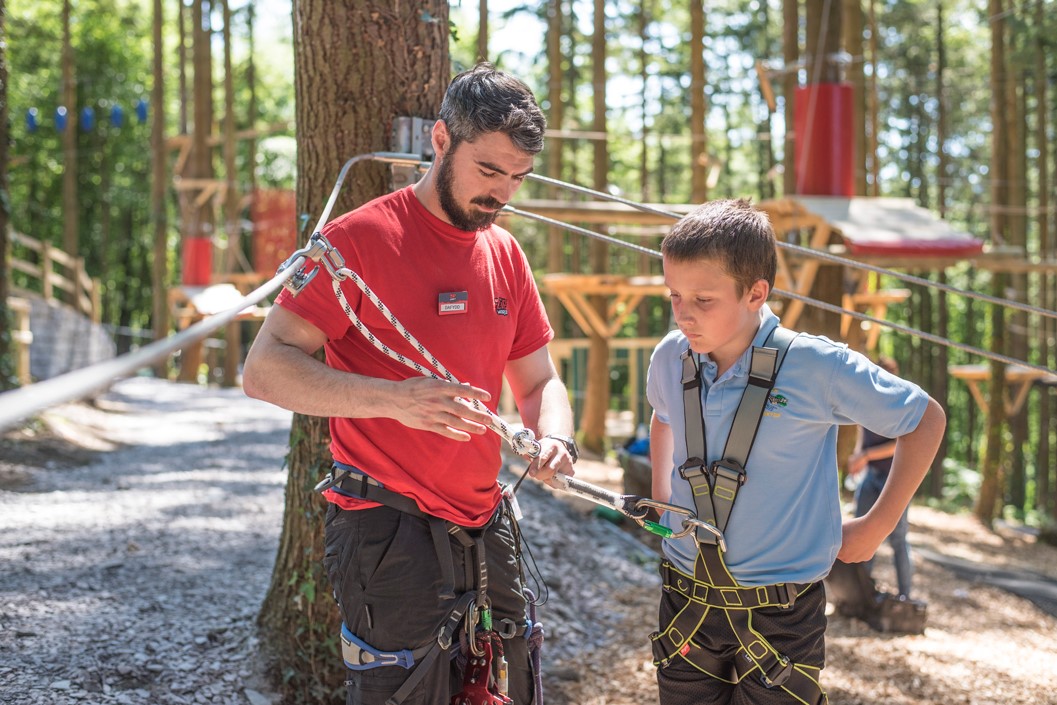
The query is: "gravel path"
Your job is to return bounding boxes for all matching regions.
[7,378,1056,705]
[0,377,661,705]
[0,378,292,705]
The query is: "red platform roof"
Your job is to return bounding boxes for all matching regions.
[794,197,985,257]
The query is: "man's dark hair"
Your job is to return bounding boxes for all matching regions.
[661,198,777,297]
[439,62,546,155]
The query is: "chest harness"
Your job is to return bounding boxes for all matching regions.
[649,328,827,705]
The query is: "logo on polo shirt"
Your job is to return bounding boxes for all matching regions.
[494,297,509,316]
[765,389,788,417]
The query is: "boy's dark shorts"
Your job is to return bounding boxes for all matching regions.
[657,580,827,705]
[323,502,533,705]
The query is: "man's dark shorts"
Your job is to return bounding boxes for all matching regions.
[323,502,533,705]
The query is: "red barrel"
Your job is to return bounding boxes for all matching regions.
[793,83,855,196]
[182,236,213,286]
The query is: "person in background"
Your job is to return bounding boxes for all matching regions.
[847,356,914,598]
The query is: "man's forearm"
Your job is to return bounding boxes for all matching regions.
[244,339,396,418]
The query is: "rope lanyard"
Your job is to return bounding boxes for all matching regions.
[327,265,541,458]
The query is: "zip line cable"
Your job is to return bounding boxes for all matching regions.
[522,173,1057,324]
[1,152,1054,432]
[505,205,1057,378]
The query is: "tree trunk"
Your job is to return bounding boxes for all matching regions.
[257,3,449,702]
[581,0,609,454]
[1036,0,1053,521]
[782,0,797,196]
[689,0,707,203]
[62,0,78,257]
[976,0,1009,527]
[545,0,565,333]
[478,0,488,61]
[937,1,948,219]
[843,0,866,196]
[152,0,169,378]
[867,0,879,196]
[0,0,10,390]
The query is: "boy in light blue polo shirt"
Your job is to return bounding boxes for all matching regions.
[646,199,946,705]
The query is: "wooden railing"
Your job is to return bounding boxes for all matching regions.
[7,229,101,322]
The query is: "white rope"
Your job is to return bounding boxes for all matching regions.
[329,268,542,458]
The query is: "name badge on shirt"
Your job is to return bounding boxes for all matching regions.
[438,291,469,315]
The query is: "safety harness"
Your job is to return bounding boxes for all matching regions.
[650,327,828,705]
[316,463,538,705]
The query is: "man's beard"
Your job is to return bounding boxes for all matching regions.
[436,154,503,232]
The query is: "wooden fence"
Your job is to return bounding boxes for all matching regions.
[7,229,101,322]
[5,230,101,384]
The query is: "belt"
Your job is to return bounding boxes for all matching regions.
[660,560,806,610]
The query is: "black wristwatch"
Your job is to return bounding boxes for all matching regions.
[544,434,579,464]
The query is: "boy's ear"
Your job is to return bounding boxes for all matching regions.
[747,279,770,309]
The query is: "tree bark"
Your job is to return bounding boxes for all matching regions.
[257,3,449,702]
[0,0,10,390]
[62,0,78,257]
[579,0,610,454]
[151,0,169,378]
[689,0,707,203]
[545,0,565,333]
[782,0,797,196]
[976,0,1009,527]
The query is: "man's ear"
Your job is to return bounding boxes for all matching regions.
[431,120,450,159]
[747,279,770,309]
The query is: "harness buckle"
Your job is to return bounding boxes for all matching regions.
[678,457,708,480]
[760,656,794,688]
[709,458,746,486]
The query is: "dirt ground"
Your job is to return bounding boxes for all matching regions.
[540,461,1057,705]
[3,388,1057,705]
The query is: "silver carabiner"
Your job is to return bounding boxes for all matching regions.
[678,517,728,553]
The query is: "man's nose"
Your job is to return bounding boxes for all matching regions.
[492,177,522,204]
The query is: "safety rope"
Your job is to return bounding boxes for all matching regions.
[325,265,540,457]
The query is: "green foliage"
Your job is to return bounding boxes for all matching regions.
[923,457,982,512]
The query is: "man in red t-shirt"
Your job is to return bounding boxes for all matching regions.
[243,63,575,705]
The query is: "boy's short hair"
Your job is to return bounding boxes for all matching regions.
[439,62,546,155]
[661,198,777,297]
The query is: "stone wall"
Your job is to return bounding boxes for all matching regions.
[23,294,116,381]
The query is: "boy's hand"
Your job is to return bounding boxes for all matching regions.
[836,516,883,563]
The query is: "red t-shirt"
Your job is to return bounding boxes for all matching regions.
[276,186,553,526]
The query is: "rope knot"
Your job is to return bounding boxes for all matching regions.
[510,429,541,458]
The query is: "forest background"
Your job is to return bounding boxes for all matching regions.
[1,1,1056,702]
[2,0,1056,531]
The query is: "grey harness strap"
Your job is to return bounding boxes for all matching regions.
[678,326,797,541]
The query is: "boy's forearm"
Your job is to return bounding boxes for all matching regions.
[860,398,946,536]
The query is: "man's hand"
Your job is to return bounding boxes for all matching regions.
[386,378,494,441]
[527,436,576,485]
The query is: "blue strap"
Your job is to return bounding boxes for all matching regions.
[341,623,416,670]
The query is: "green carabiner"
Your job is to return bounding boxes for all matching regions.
[480,606,493,631]
[642,520,675,539]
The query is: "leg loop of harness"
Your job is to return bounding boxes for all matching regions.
[653,557,827,705]
[323,463,537,704]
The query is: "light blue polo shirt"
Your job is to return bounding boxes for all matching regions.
[646,305,929,586]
